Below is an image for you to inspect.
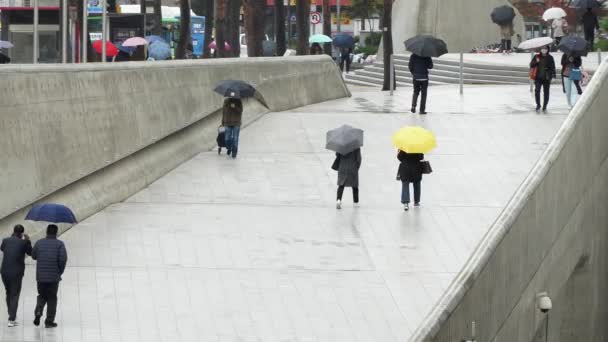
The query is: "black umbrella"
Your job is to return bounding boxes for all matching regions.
[333,34,355,48]
[404,35,448,58]
[559,36,589,56]
[491,6,516,25]
[573,0,600,8]
[214,80,257,99]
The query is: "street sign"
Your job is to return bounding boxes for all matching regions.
[310,12,321,24]
[310,5,316,12]
[290,15,297,23]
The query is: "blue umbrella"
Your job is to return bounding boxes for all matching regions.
[145,35,165,44]
[333,34,355,48]
[25,203,77,224]
[148,41,172,60]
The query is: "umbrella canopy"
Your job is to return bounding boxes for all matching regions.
[326,125,364,155]
[117,43,136,55]
[333,34,355,48]
[491,6,516,25]
[214,80,256,99]
[543,7,567,21]
[518,37,554,50]
[404,35,448,57]
[392,126,437,154]
[573,0,600,8]
[145,35,165,44]
[0,40,14,49]
[309,34,333,44]
[25,203,77,224]
[122,37,148,47]
[148,41,172,60]
[92,40,119,57]
[209,41,232,51]
[559,36,589,56]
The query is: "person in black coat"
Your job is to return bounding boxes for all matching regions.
[408,54,433,114]
[530,47,556,113]
[339,47,352,73]
[32,224,67,328]
[397,150,424,211]
[582,8,599,50]
[0,224,32,326]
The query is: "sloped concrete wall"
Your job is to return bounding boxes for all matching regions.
[0,56,349,227]
[410,59,608,341]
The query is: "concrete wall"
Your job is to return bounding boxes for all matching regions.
[410,58,608,341]
[391,0,525,54]
[0,56,349,235]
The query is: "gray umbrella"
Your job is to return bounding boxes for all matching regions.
[326,125,364,155]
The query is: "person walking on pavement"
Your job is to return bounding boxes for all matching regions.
[499,22,515,53]
[561,53,583,108]
[551,17,568,49]
[582,8,599,50]
[397,150,424,211]
[0,224,32,327]
[408,53,433,114]
[530,47,556,113]
[339,47,352,73]
[32,224,67,328]
[222,96,243,159]
[335,148,361,209]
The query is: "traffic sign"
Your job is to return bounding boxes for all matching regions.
[310,12,321,24]
[290,15,297,23]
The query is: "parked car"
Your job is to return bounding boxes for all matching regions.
[240,33,272,57]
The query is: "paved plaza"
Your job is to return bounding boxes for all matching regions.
[1,84,570,341]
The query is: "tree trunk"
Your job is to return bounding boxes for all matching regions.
[295,0,309,55]
[381,0,394,91]
[201,0,214,58]
[176,0,192,59]
[322,0,331,55]
[152,0,162,35]
[244,0,264,57]
[225,0,241,57]
[215,0,227,57]
[275,0,286,56]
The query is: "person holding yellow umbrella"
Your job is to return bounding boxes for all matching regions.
[392,126,436,211]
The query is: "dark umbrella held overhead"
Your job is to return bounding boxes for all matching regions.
[333,34,355,48]
[326,125,364,155]
[559,36,589,56]
[404,35,448,58]
[25,203,77,224]
[491,5,516,25]
[214,80,257,99]
[573,0,600,8]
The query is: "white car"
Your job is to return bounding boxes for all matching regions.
[240,33,271,57]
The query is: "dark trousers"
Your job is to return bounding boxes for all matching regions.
[339,55,351,72]
[412,80,429,112]
[337,186,359,203]
[1,274,23,321]
[401,181,421,204]
[501,39,512,51]
[35,282,59,323]
[534,79,551,109]
[585,30,595,50]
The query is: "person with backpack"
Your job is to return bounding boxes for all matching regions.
[530,46,556,113]
[561,53,583,108]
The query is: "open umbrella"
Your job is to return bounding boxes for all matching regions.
[491,6,516,25]
[92,40,119,57]
[209,41,232,51]
[333,34,355,48]
[518,37,554,50]
[309,34,333,44]
[404,35,448,57]
[148,40,171,60]
[25,203,77,224]
[573,0,600,8]
[326,125,364,155]
[214,80,257,99]
[559,36,589,56]
[543,7,567,21]
[392,126,437,154]
[117,43,136,55]
[145,35,165,44]
[122,37,148,47]
[0,40,14,49]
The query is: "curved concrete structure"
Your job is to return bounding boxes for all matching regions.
[391,0,524,54]
[411,58,608,341]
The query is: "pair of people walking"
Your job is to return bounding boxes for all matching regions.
[1,224,67,328]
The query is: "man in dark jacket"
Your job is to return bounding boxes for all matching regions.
[32,224,67,328]
[408,54,434,114]
[0,224,32,327]
[582,8,599,50]
[221,97,243,159]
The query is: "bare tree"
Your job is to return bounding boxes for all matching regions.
[244,0,265,56]
[225,0,242,57]
[191,0,214,58]
[322,0,332,55]
[215,0,228,57]
[275,0,287,55]
[295,0,309,55]
[176,0,192,59]
[381,0,394,91]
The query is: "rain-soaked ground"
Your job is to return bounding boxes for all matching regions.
[2,84,570,341]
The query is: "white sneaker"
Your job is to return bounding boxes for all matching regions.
[336,200,342,209]
[7,320,17,327]
[404,203,409,211]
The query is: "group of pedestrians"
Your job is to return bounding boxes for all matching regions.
[1,224,67,328]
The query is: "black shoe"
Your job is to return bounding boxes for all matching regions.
[535,106,541,113]
[419,111,427,115]
[33,315,40,326]
[45,322,58,328]
[410,107,416,113]
[227,150,231,155]
[217,147,221,155]
[542,107,547,113]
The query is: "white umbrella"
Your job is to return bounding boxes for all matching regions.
[542,7,567,21]
[518,37,554,50]
[0,40,14,49]
[122,37,148,47]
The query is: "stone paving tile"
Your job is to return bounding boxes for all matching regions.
[0,84,569,341]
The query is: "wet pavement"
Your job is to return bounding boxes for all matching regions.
[1,84,570,341]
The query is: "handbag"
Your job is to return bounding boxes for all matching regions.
[529,67,538,80]
[570,68,582,81]
[331,155,341,171]
[421,161,433,174]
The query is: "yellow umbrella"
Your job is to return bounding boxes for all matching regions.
[391,126,437,153]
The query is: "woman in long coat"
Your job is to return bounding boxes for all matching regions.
[398,150,424,211]
[336,148,362,209]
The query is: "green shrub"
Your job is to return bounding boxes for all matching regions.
[601,18,608,31]
[355,45,378,56]
[596,39,608,52]
[364,32,382,47]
